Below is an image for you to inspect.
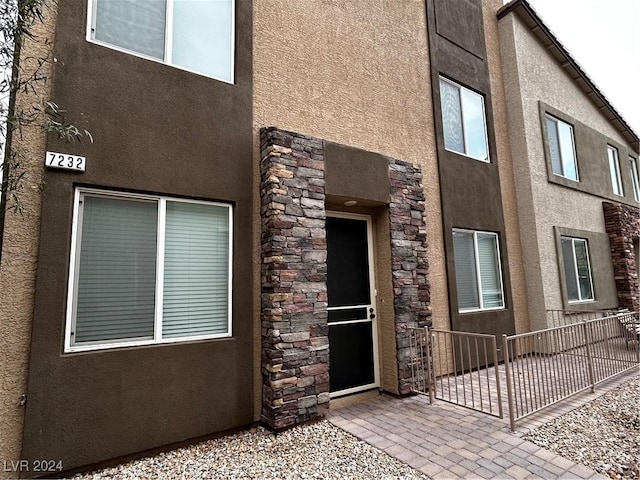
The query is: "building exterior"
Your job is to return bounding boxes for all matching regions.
[0,0,636,476]
[497,0,640,331]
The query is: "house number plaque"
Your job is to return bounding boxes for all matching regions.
[45,151,86,172]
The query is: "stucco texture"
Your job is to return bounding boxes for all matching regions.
[482,0,529,335]
[253,0,444,407]
[498,13,630,329]
[0,5,58,475]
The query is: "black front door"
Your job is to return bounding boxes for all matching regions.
[326,214,378,396]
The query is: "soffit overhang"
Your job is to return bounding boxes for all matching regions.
[498,0,639,152]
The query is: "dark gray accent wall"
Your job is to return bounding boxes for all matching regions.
[554,227,618,311]
[21,0,253,473]
[324,142,390,204]
[427,0,515,336]
[541,102,640,206]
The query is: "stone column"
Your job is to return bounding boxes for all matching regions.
[260,127,330,429]
[603,202,640,312]
[388,159,432,395]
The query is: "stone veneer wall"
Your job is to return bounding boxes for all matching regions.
[603,202,640,312]
[260,128,330,429]
[388,160,432,394]
[260,127,431,428]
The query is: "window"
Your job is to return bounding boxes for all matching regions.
[88,0,234,82]
[560,237,594,303]
[440,77,489,162]
[629,156,640,201]
[452,229,504,312]
[607,146,623,196]
[65,189,232,352]
[545,114,578,181]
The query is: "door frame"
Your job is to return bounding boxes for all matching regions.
[326,210,380,398]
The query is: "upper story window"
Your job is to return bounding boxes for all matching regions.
[629,156,640,202]
[545,114,578,181]
[560,237,594,303]
[452,229,504,312]
[607,145,623,196]
[88,0,234,83]
[439,77,489,162]
[65,189,232,352]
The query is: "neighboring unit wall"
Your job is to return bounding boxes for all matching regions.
[498,12,631,329]
[0,5,58,477]
[426,0,516,337]
[253,0,443,403]
[20,0,254,472]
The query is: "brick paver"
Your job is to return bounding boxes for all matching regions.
[326,371,638,479]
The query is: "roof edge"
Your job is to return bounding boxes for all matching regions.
[497,0,639,151]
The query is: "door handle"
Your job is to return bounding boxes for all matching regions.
[369,307,376,320]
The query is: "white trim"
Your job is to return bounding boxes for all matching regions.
[226,204,234,337]
[164,0,174,65]
[327,304,370,311]
[546,114,580,182]
[154,198,167,341]
[328,318,372,327]
[330,384,378,399]
[85,0,235,84]
[608,145,624,196]
[629,156,640,202]
[326,211,380,397]
[453,228,506,313]
[64,187,233,353]
[563,237,595,303]
[439,76,490,163]
[64,189,83,352]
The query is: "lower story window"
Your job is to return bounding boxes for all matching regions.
[561,237,594,303]
[65,189,232,352]
[452,229,505,312]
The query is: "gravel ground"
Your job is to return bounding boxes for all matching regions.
[525,375,640,479]
[67,420,427,480]
[68,376,639,479]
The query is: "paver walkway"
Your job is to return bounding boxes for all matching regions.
[328,370,638,479]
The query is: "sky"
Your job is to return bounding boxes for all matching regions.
[524,0,640,136]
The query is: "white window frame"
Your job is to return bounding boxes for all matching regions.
[607,145,624,196]
[453,229,505,313]
[629,156,640,202]
[545,114,579,181]
[86,0,235,83]
[561,237,595,304]
[65,188,233,353]
[439,77,490,163]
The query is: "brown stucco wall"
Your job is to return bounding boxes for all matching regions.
[20,0,254,472]
[427,0,515,337]
[482,0,529,334]
[0,4,58,477]
[253,0,442,408]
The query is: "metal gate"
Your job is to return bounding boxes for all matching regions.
[409,327,503,418]
[410,312,639,429]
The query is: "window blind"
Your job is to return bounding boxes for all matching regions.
[440,79,464,153]
[573,239,593,300]
[546,117,562,175]
[95,0,166,60]
[477,233,503,308]
[162,201,230,338]
[453,231,479,310]
[74,196,157,344]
